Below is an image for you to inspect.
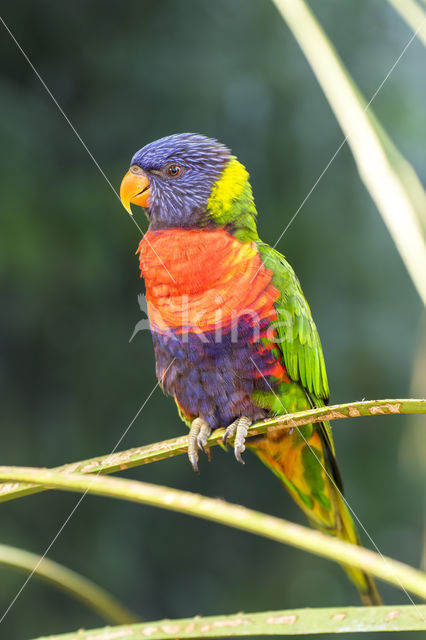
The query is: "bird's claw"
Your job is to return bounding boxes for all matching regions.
[222,416,252,464]
[188,418,212,472]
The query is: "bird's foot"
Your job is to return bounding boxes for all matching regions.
[222,416,252,464]
[188,417,212,472]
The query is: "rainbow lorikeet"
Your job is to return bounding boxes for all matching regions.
[120,133,381,605]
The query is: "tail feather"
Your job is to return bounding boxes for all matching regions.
[322,492,382,606]
[248,423,382,606]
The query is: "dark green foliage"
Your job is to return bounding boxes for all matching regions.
[0,1,424,638]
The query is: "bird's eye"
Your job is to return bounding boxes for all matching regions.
[167,164,182,178]
[130,165,144,175]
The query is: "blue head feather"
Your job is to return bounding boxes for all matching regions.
[130,133,231,228]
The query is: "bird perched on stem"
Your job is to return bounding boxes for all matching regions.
[120,133,381,605]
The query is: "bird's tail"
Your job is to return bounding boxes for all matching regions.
[247,421,382,606]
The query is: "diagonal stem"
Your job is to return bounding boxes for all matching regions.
[0,465,425,600]
[0,544,138,625]
[29,604,426,640]
[0,398,424,504]
[271,0,426,304]
[387,0,426,47]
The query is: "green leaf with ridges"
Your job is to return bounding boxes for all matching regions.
[30,605,426,639]
[0,399,423,505]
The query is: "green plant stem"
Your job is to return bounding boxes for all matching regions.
[272,0,426,305]
[0,466,425,600]
[30,605,426,639]
[0,544,138,625]
[387,0,426,46]
[0,398,424,504]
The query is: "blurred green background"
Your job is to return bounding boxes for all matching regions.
[0,1,425,638]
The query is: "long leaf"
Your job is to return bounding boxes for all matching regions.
[0,544,138,625]
[387,0,426,46]
[272,0,426,305]
[0,466,425,599]
[0,398,424,504]
[30,605,426,639]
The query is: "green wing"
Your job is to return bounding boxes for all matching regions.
[251,243,382,604]
[257,241,329,403]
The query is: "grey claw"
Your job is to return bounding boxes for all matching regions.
[188,418,211,472]
[197,423,212,452]
[223,416,252,464]
[188,451,199,473]
[222,425,234,447]
[235,448,245,465]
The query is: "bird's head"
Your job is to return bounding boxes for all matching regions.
[120,133,258,236]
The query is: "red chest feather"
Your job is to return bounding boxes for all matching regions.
[137,228,279,334]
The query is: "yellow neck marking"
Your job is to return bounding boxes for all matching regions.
[207,157,249,217]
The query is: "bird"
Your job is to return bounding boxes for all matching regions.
[120,133,381,605]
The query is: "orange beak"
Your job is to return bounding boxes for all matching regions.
[120,170,150,215]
